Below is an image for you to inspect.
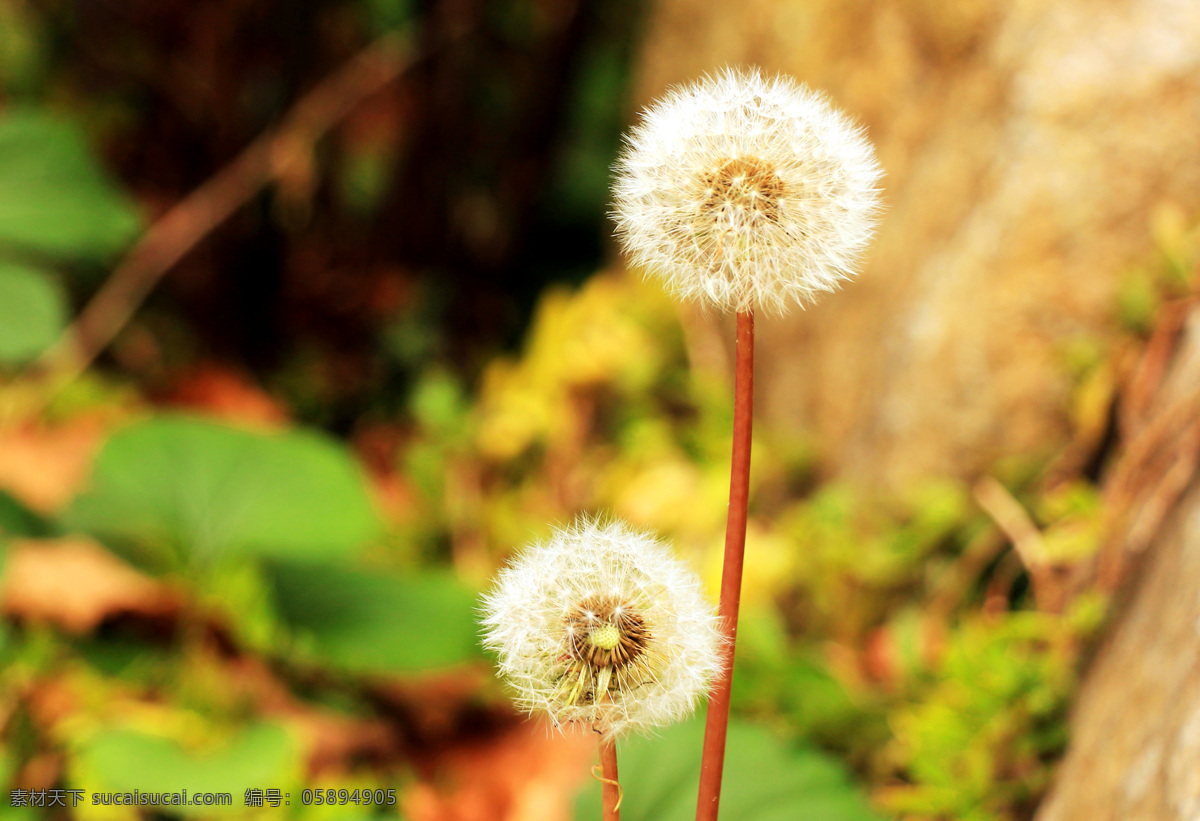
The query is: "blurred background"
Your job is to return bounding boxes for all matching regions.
[2,0,1199,819]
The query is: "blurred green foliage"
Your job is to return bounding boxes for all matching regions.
[437,269,1147,820]
[878,614,1077,820]
[0,491,50,540]
[268,561,479,675]
[575,714,882,821]
[0,1,47,96]
[64,417,384,568]
[0,111,140,366]
[0,160,1113,821]
[0,111,140,262]
[0,261,66,363]
[0,2,646,813]
[73,724,297,819]
[382,270,1110,820]
[6,2,1186,817]
[1116,205,1200,335]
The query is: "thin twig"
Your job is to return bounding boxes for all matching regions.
[696,309,754,821]
[1120,297,1193,440]
[973,476,1063,611]
[32,29,423,388]
[973,476,1046,569]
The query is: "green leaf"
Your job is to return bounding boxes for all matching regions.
[574,715,882,821]
[0,488,51,538]
[0,747,36,820]
[267,560,481,674]
[0,110,141,261]
[0,261,66,363]
[0,1,48,96]
[72,723,296,815]
[63,416,383,566]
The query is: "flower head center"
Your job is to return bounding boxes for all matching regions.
[566,595,649,670]
[588,623,621,650]
[701,156,784,224]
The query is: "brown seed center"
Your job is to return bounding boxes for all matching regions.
[565,595,649,670]
[700,157,784,223]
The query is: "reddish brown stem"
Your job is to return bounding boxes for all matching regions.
[600,735,621,821]
[696,309,754,821]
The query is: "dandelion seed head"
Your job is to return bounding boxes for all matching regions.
[480,519,723,739]
[611,67,882,314]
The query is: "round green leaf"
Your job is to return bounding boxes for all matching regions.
[0,261,66,363]
[73,723,295,816]
[268,560,482,674]
[574,714,883,821]
[63,416,383,565]
[0,109,141,261]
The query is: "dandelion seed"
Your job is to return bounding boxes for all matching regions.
[611,67,882,314]
[480,519,722,739]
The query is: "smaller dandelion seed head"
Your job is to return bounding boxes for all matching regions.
[611,66,883,314]
[479,519,723,739]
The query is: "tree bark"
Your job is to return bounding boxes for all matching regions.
[631,0,1200,488]
[1036,305,1200,820]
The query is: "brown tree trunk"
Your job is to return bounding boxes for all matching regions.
[1037,479,1200,820]
[1036,303,1200,820]
[631,0,1200,488]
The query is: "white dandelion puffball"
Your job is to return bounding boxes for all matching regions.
[612,67,882,314]
[480,519,722,739]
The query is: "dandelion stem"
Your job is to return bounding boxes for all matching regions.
[696,309,754,821]
[600,735,622,821]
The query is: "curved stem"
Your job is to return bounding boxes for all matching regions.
[600,735,621,821]
[696,309,754,821]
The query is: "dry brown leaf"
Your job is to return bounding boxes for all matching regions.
[208,655,399,776]
[372,669,489,742]
[156,362,289,427]
[0,416,110,513]
[403,722,594,821]
[0,537,178,633]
